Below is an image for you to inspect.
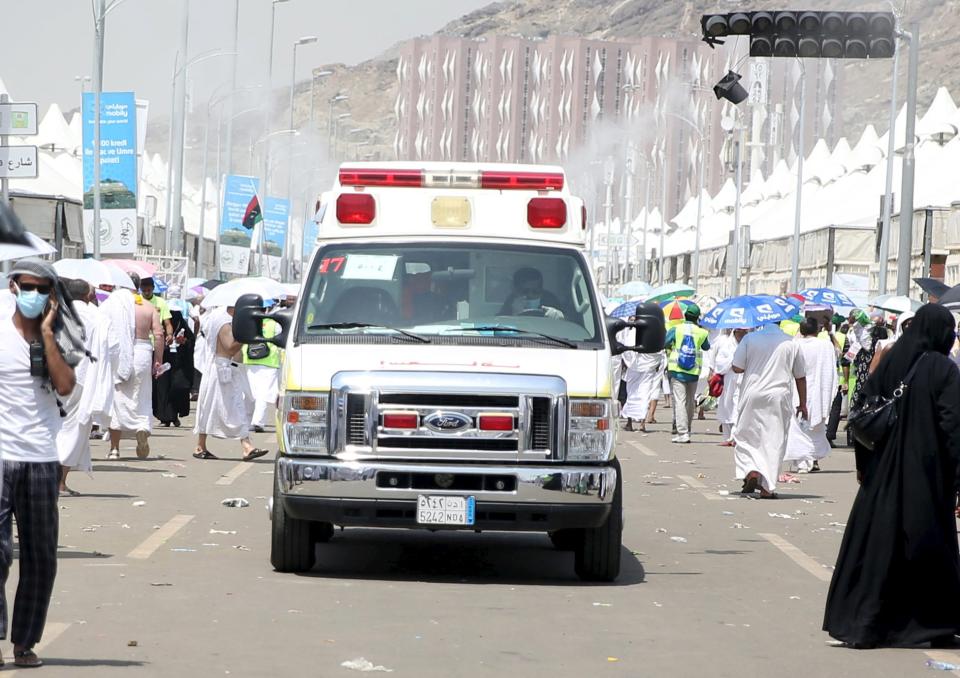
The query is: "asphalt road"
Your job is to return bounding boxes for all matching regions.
[11,409,957,677]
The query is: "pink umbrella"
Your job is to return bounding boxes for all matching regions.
[104,259,157,279]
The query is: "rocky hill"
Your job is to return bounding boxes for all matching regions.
[158,0,957,187]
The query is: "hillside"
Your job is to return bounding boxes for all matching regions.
[157,0,958,189]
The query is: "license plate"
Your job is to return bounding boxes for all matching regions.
[416,495,476,526]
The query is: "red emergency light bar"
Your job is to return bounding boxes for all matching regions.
[339,168,564,191]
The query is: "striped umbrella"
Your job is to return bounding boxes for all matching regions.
[661,298,696,322]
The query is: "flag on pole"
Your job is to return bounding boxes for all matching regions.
[242,195,263,230]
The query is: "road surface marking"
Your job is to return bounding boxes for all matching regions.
[759,533,832,582]
[626,440,657,457]
[127,514,195,560]
[216,462,254,486]
[925,650,960,675]
[677,474,722,501]
[4,622,71,673]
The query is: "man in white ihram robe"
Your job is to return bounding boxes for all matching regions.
[193,307,265,461]
[56,283,114,493]
[711,329,747,445]
[732,322,807,498]
[618,326,665,432]
[784,319,838,473]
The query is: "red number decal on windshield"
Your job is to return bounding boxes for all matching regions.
[319,256,346,274]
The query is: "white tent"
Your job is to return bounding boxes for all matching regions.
[917,87,958,144]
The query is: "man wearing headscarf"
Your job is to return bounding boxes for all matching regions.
[732,320,807,498]
[0,258,76,668]
[784,317,838,473]
[56,279,112,495]
[825,304,960,648]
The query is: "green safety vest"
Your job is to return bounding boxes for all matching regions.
[667,323,709,376]
[243,319,281,368]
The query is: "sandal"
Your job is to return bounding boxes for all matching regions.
[242,448,269,462]
[14,649,42,668]
[193,449,218,460]
[741,473,760,494]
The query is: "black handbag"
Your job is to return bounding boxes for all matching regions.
[848,353,926,451]
[246,342,270,361]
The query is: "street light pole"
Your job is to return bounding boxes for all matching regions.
[602,157,615,294]
[641,171,650,283]
[730,124,744,297]
[223,0,240,178]
[623,143,635,283]
[262,0,290,199]
[309,70,333,127]
[327,94,349,156]
[877,42,901,295]
[896,23,920,296]
[790,66,807,292]
[285,36,318,282]
[91,0,106,258]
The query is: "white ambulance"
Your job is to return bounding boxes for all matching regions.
[233,162,664,581]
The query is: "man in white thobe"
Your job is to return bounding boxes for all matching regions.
[193,307,266,461]
[619,323,665,432]
[784,318,838,473]
[732,322,807,498]
[711,329,749,446]
[56,280,113,494]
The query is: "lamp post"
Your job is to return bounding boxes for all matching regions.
[790,64,807,292]
[333,112,352,160]
[197,90,261,278]
[286,36,318,282]
[165,47,237,255]
[309,70,334,127]
[74,75,91,103]
[223,0,240,176]
[90,0,137,258]
[262,0,291,201]
[327,94,349,155]
[896,23,920,296]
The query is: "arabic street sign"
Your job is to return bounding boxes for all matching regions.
[0,146,38,178]
[0,103,38,136]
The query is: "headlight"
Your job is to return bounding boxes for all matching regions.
[283,392,329,455]
[566,398,614,461]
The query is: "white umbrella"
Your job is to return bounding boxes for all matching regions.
[868,294,922,314]
[281,283,301,298]
[53,258,114,287]
[200,276,286,309]
[0,232,55,262]
[106,265,136,289]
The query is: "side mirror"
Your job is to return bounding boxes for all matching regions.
[607,302,666,355]
[232,293,293,347]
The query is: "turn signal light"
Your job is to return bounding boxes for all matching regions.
[382,412,419,429]
[478,414,514,431]
[336,193,376,224]
[527,198,567,228]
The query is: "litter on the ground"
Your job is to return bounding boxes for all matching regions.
[768,513,795,520]
[210,529,237,535]
[340,658,393,673]
[670,536,688,543]
[592,602,612,607]
[926,660,960,671]
[221,498,250,508]
[132,501,145,507]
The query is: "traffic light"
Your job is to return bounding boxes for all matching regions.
[700,10,896,59]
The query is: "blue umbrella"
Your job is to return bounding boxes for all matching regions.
[610,301,639,318]
[701,295,800,329]
[799,287,855,309]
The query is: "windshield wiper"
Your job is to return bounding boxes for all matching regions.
[446,325,578,349]
[308,322,431,344]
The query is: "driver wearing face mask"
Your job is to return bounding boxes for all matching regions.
[499,267,565,320]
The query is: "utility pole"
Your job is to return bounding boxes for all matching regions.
[790,67,806,292]
[730,125,744,297]
[92,0,106,258]
[623,143,635,282]
[223,0,239,176]
[640,173,650,283]
[877,42,900,295]
[896,22,919,296]
[167,0,190,255]
[602,157,615,294]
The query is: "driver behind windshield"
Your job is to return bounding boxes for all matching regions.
[499,267,564,319]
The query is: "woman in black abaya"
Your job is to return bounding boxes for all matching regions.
[824,303,960,648]
[154,306,195,427]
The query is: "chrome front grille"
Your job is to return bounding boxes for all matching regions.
[329,371,567,462]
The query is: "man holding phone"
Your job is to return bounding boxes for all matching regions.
[0,259,75,668]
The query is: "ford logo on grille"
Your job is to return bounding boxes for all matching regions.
[423,411,472,433]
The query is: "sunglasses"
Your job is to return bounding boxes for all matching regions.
[17,282,52,295]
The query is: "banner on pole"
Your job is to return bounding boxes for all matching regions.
[218,174,259,275]
[262,197,290,279]
[82,91,138,254]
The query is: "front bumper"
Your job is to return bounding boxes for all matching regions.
[276,457,616,531]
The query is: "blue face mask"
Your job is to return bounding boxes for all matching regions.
[16,290,49,319]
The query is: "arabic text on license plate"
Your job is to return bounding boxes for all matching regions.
[416,495,476,526]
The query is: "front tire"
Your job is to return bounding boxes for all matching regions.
[270,476,317,573]
[574,459,623,582]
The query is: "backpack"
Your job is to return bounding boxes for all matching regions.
[677,331,698,371]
